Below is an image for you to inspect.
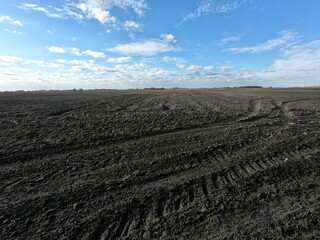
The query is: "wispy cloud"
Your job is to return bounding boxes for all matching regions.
[20,1,147,29]
[74,0,147,24]
[0,16,23,26]
[217,36,241,46]
[177,64,236,72]
[180,0,247,25]
[107,34,179,56]
[4,29,22,35]
[228,31,297,53]
[258,40,320,86]
[98,0,147,17]
[19,3,83,19]
[107,57,132,63]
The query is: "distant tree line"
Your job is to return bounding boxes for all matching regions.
[238,86,263,88]
[143,87,166,90]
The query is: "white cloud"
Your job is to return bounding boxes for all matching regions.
[48,46,67,53]
[283,40,320,56]
[257,40,320,86]
[0,56,23,62]
[76,2,116,24]
[107,57,132,63]
[19,3,83,20]
[25,60,60,68]
[162,56,181,62]
[55,58,90,68]
[4,29,22,35]
[218,36,241,46]
[180,0,246,24]
[108,41,176,56]
[56,58,114,73]
[82,50,106,58]
[71,66,87,71]
[71,48,82,56]
[108,35,178,56]
[19,1,148,30]
[219,66,237,72]
[177,64,201,70]
[48,47,105,57]
[56,59,89,65]
[20,4,64,18]
[0,16,11,23]
[161,33,176,42]
[177,63,236,72]
[123,20,141,30]
[114,62,148,70]
[88,0,148,17]
[0,56,61,68]
[228,31,297,53]
[75,0,147,24]
[10,67,32,72]
[71,64,115,73]
[3,31,319,90]
[0,16,23,26]
[12,20,23,26]
[3,53,315,90]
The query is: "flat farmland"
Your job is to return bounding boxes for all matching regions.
[0,88,319,239]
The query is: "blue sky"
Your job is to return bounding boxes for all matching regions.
[0,0,320,90]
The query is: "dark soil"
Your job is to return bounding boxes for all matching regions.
[0,88,319,239]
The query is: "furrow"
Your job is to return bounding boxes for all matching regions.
[106,146,320,238]
[201,177,209,196]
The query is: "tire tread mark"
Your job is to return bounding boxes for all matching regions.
[107,147,319,237]
[230,169,239,180]
[210,173,219,190]
[156,199,165,218]
[258,160,268,169]
[188,186,195,203]
[201,177,209,196]
[251,162,262,171]
[114,216,129,238]
[244,165,254,174]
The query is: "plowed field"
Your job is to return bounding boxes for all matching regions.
[1,88,319,239]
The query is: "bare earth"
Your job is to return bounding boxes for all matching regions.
[0,88,319,239]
